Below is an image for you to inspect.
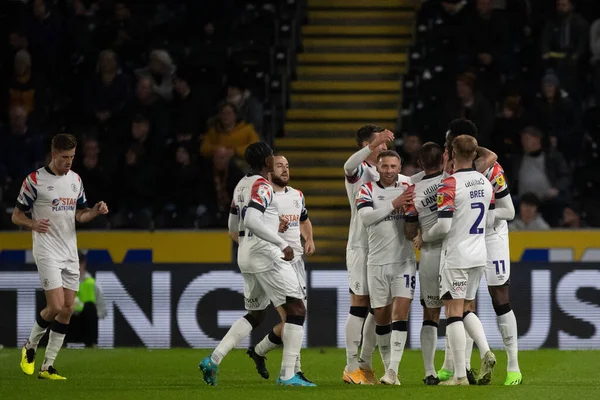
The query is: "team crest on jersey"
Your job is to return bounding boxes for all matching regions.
[43,279,49,288]
[293,199,300,208]
[496,175,505,187]
[71,183,78,192]
[436,194,444,206]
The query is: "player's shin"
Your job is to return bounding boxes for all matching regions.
[27,313,52,351]
[212,314,258,365]
[375,324,391,371]
[421,320,438,377]
[42,321,68,370]
[446,317,466,379]
[495,303,520,372]
[465,331,474,370]
[440,335,454,372]
[359,309,377,370]
[462,311,490,356]
[255,328,282,357]
[345,306,368,372]
[281,315,304,381]
[389,320,408,374]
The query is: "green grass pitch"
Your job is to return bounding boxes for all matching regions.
[1,348,600,400]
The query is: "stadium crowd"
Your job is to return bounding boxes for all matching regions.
[402,0,600,228]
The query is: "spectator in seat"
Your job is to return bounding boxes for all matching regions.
[85,49,131,127]
[446,72,494,147]
[4,29,29,77]
[172,69,214,139]
[200,102,260,159]
[8,49,46,121]
[492,95,529,167]
[541,0,589,100]
[66,251,106,348]
[560,203,588,228]
[397,132,422,174]
[77,137,112,229]
[110,143,155,229]
[226,80,264,136]
[513,126,570,226]
[129,113,160,162]
[98,1,144,69]
[155,145,203,229]
[198,146,245,228]
[532,70,578,158]
[130,74,171,144]
[509,192,551,231]
[135,49,176,102]
[26,0,62,81]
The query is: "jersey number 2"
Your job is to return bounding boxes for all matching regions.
[469,202,484,234]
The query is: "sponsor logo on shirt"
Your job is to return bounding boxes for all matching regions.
[51,198,77,212]
[47,186,54,191]
[280,214,300,228]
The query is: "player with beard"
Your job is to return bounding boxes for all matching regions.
[247,154,315,384]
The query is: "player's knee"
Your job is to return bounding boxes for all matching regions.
[489,285,510,305]
[46,303,64,317]
[61,302,75,317]
[492,302,512,316]
[285,314,305,326]
[244,311,265,329]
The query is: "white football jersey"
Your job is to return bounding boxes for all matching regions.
[274,186,307,260]
[436,169,494,269]
[231,175,281,273]
[405,171,445,244]
[483,162,510,236]
[345,161,379,249]
[16,166,87,263]
[356,180,415,265]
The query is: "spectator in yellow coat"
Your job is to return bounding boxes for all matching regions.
[200,102,260,159]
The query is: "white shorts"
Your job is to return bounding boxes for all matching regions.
[419,243,443,309]
[290,257,307,303]
[485,232,511,287]
[346,247,369,295]
[368,261,417,309]
[36,258,79,292]
[242,257,304,311]
[439,264,484,301]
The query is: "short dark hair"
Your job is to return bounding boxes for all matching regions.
[520,192,540,208]
[355,124,384,148]
[245,142,273,171]
[377,150,401,162]
[446,118,478,158]
[51,133,77,152]
[418,142,443,171]
[452,135,478,161]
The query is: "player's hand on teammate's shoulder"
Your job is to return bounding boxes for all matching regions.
[413,232,423,250]
[282,246,294,261]
[32,218,50,233]
[392,188,415,209]
[93,201,109,216]
[304,240,315,256]
[278,216,289,233]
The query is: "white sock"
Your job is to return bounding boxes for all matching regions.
[463,312,490,357]
[294,353,302,374]
[211,316,253,365]
[255,330,281,357]
[376,324,391,371]
[498,310,520,372]
[27,316,51,351]
[345,311,365,372]
[389,321,407,374]
[281,322,304,380]
[441,335,454,372]
[465,333,474,370]
[41,322,68,370]
[359,311,377,370]
[420,322,438,377]
[446,320,466,379]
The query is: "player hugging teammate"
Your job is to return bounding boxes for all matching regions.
[342,119,521,386]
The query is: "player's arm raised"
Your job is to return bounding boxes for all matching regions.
[244,180,294,261]
[344,129,394,178]
[299,193,315,256]
[473,147,498,173]
[423,177,455,242]
[490,166,515,221]
[12,173,49,232]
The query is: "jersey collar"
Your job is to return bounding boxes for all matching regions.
[44,165,56,176]
[376,180,398,189]
[422,170,443,179]
[454,168,474,173]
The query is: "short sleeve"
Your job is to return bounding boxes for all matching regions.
[489,162,510,199]
[404,201,418,223]
[437,176,456,218]
[16,172,38,211]
[76,181,88,209]
[299,191,308,221]
[230,198,238,215]
[248,178,273,213]
[355,183,374,210]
